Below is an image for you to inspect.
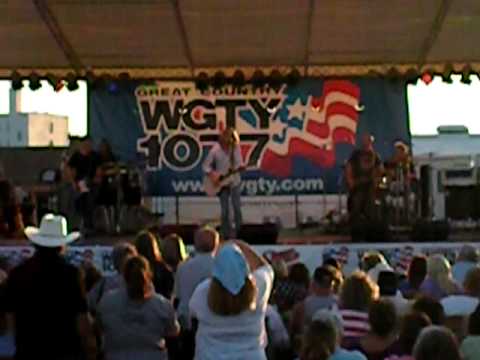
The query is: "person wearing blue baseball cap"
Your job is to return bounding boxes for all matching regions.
[189,240,274,360]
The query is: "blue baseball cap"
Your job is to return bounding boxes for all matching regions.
[212,244,250,295]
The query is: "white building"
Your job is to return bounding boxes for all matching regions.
[0,89,69,147]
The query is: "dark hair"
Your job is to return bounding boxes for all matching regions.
[414,326,461,360]
[412,296,445,325]
[468,304,480,335]
[301,319,337,360]
[369,299,397,337]
[162,233,187,271]
[378,271,398,296]
[408,255,428,290]
[134,231,162,268]
[323,258,340,270]
[340,271,378,311]
[313,266,334,289]
[112,242,137,272]
[288,263,310,289]
[123,255,152,301]
[464,267,480,298]
[398,312,432,354]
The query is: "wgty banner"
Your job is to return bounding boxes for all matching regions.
[90,78,409,196]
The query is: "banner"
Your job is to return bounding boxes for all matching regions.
[0,243,473,277]
[90,79,409,196]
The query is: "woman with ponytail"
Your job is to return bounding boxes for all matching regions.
[97,255,180,360]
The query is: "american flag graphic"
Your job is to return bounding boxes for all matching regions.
[323,245,350,266]
[260,80,361,177]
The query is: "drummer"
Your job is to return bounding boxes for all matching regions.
[384,141,414,188]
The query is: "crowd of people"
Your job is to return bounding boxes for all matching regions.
[0,213,480,360]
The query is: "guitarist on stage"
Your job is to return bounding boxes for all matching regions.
[345,133,384,223]
[203,128,245,239]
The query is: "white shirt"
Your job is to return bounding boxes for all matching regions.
[189,265,274,360]
[441,295,479,317]
[203,143,243,181]
[265,305,289,348]
[175,252,215,329]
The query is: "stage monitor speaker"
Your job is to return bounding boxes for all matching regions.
[158,224,199,245]
[411,220,450,242]
[237,223,279,245]
[350,219,390,243]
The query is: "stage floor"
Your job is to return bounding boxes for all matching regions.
[0,228,479,247]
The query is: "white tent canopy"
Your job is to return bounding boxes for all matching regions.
[1,1,479,77]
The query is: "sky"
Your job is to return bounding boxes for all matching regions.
[0,75,479,137]
[0,79,87,136]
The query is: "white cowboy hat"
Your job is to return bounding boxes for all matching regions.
[25,214,80,247]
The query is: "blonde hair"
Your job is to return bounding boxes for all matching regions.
[427,255,457,295]
[207,276,257,316]
[221,128,240,146]
[340,271,379,311]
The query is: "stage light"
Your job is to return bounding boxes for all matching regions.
[11,71,23,91]
[212,71,226,89]
[231,70,245,88]
[46,73,64,92]
[269,69,283,91]
[421,72,433,85]
[195,72,209,92]
[405,68,419,85]
[386,67,401,82]
[29,73,41,91]
[107,81,118,94]
[251,70,266,89]
[66,73,79,91]
[441,64,453,84]
[461,65,472,85]
[286,68,301,86]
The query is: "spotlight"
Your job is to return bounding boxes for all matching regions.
[386,67,401,82]
[212,71,226,89]
[269,69,283,91]
[46,73,64,92]
[29,73,42,91]
[441,64,453,84]
[461,65,472,85]
[66,73,79,91]
[195,72,209,92]
[231,70,245,88]
[11,71,23,91]
[251,70,266,89]
[286,68,301,86]
[107,81,118,94]
[421,72,433,85]
[405,68,419,85]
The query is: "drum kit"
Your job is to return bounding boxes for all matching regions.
[97,162,143,234]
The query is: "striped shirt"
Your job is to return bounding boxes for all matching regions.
[339,309,370,339]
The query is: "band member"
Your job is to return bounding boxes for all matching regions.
[203,128,244,239]
[67,136,101,232]
[345,133,383,221]
[385,141,414,187]
[384,140,415,223]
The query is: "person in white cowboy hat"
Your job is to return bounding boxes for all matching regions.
[1,214,97,360]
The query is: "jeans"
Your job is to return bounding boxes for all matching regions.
[219,185,243,239]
